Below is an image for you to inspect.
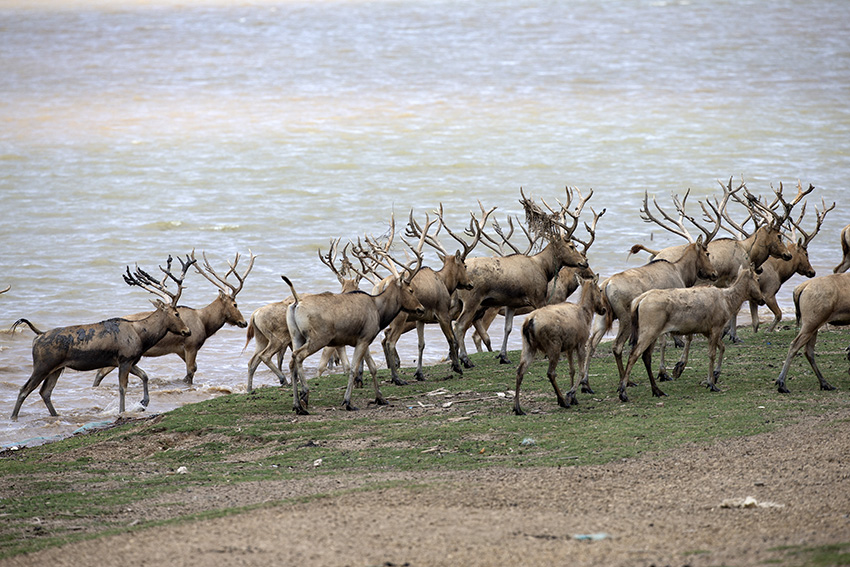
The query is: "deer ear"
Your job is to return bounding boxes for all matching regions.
[150,299,166,310]
[592,273,599,284]
[696,234,704,245]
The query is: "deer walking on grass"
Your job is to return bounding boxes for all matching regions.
[513,273,606,415]
[620,265,764,402]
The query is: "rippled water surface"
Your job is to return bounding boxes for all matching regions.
[1,0,848,446]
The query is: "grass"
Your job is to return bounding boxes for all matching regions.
[1,323,849,560]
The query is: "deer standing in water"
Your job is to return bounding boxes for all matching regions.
[92,250,255,387]
[11,255,194,419]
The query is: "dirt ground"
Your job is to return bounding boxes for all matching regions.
[3,406,849,567]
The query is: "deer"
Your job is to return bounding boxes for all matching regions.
[244,240,371,392]
[452,187,593,368]
[774,272,850,393]
[11,255,195,420]
[513,273,607,415]
[748,200,833,333]
[283,224,426,414]
[378,207,489,384]
[584,232,718,395]
[631,179,809,342]
[620,265,765,402]
[91,250,255,388]
[833,224,850,274]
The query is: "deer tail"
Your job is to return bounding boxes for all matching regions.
[280,275,300,304]
[243,316,255,353]
[9,318,45,335]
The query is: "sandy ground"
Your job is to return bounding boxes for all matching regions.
[3,406,849,567]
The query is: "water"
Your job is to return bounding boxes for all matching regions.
[1,0,848,447]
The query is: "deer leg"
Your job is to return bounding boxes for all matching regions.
[288,333,312,415]
[343,342,372,411]
[382,317,407,386]
[803,334,836,391]
[513,350,534,416]
[128,364,151,407]
[453,304,480,368]
[725,314,742,344]
[117,364,132,414]
[497,307,516,364]
[581,315,608,394]
[182,348,198,385]
[643,339,666,398]
[672,335,692,379]
[545,355,569,409]
[749,299,761,333]
[92,366,115,387]
[472,318,493,353]
[775,327,815,393]
[11,369,51,420]
[411,321,426,380]
[712,331,726,385]
[656,333,671,382]
[569,343,588,405]
[764,295,783,333]
[364,348,386,406]
[36,369,64,417]
[704,335,721,392]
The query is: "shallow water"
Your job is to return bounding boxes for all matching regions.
[1,0,848,447]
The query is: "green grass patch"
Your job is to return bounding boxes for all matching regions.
[1,324,848,558]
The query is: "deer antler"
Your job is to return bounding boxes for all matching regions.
[572,207,606,253]
[432,202,496,260]
[193,250,255,297]
[790,197,835,247]
[405,210,446,257]
[124,254,196,306]
[318,238,351,285]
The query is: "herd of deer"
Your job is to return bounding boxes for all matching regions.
[3,180,850,420]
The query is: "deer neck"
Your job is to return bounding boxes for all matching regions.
[373,284,405,330]
[577,283,597,325]
[532,244,564,281]
[198,296,228,336]
[723,274,753,311]
[132,310,174,351]
[740,229,770,267]
[673,246,700,287]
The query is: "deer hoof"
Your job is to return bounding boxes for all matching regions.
[497,354,511,365]
[651,388,667,398]
[820,382,836,391]
[392,377,408,386]
[580,383,594,395]
[374,397,389,406]
[513,406,526,416]
[705,382,721,392]
[657,370,672,382]
[344,403,359,411]
[354,378,364,388]
[672,362,686,379]
[294,405,310,416]
[618,390,629,403]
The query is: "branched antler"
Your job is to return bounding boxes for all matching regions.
[193,250,255,297]
[124,254,196,305]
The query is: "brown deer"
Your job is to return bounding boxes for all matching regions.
[513,273,606,415]
[774,273,850,393]
[833,224,850,274]
[621,265,764,402]
[11,255,195,419]
[634,179,809,342]
[584,235,718,393]
[92,250,255,387]
[283,228,425,414]
[244,240,371,391]
[452,188,592,368]
[379,207,489,384]
[748,200,832,332]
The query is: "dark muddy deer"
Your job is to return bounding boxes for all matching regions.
[749,200,833,332]
[283,225,425,414]
[621,265,764,402]
[92,250,255,387]
[11,255,195,420]
[379,207,489,384]
[513,273,606,415]
[833,224,850,274]
[774,272,850,393]
[453,188,592,368]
